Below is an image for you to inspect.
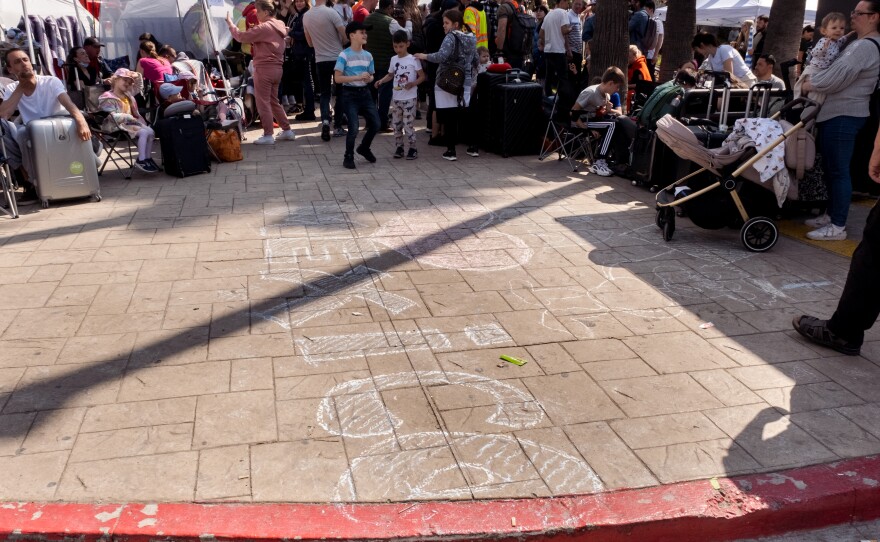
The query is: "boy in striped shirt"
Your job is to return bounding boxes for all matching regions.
[335,21,381,169]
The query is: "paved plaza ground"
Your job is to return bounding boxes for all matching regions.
[1,117,880,507]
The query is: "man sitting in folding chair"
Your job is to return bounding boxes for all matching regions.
[570,66,626,177]
[0,47,93,206]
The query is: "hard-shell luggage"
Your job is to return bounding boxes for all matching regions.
[483,80,543,157]
[629,128,691,191]
[27,116,101,208]
[156,113,211,178]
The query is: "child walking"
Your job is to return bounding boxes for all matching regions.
[335,21,381,169]
[795,12,856,103]
[375,30,426,160]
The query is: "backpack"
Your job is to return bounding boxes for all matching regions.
[642,16,658,52]
[636,82,683,130]
[502,4,536,56]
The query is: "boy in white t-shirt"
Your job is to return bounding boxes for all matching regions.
[375,30,425,160]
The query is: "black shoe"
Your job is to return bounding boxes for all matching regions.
[356,146,377,163]
[16,191,37,206]
[406,148,418,160]
[442,150,457,161]
[792,315,861,356]
[147,158,162,171]
[135,159,159,173]
[428,137,444,147]
[321,123,331,141]
[466,146,480,157]
[296,112,317,121]
[343,155,356,169]
[393,146,405,159]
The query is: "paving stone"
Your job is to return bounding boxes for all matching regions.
[117,361,230,402]
[806,356,880,402]
[624,331,738,374]
[494,309,576,344]
[251,440,349,502]
[636,439,761,483]
[564,422,658,489]
[523,372,623,425]
[57,451,198,501]
[524,343,582,374]
[0,451,68,500]
[837,403,880,440]
[562,339,636,362]
[81,397,197,433]
[231,357,274,391]
[704,403,837,468]
[5,361,126,412]
[3,306,87,339]
[20,408,87,454]
[57,333,137,365]
[196,445,251,500]
[0,412,35,456]
[610,412,728,449]
[707,332,823,365]
[193,390,277,449]
[790,409,880,458]
[581,358,658,381]
[756,382,864,413]
[515,427,604,495]
[727,361,829,391]
[690,369,764,407]
[70,423,193,462]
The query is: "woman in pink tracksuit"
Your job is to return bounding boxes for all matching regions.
[226,0,296,144]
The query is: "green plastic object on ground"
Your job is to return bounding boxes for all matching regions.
[500,355,527,366]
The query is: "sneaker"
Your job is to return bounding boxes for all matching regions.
[343,155,356,169]
[276,129,296,141]
[804,213,831,228]
[296,112,317,121]
[393,146,405,159]
[356,146,377,163]
[792,315,861,356]
[15,192,37,206]
[588,159,613,177]
[806,223,846,241]
[333,127,347,138]
[466,146,480,157]
[135,159,158,172]
[321,122,331,141]
[442,150,457,161]
[254,134,276,145]
[406,148,418,160]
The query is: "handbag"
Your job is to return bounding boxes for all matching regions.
[207,129,243,162]
[436,34,466,97]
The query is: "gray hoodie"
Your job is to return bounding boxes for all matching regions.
[811,37,880,123]
[427,30,479,91]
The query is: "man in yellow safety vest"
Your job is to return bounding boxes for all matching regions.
[464,0,488,49]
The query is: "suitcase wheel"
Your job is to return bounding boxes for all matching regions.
[94,195,102,202]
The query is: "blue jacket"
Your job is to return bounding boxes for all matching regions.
[629,9,648,48]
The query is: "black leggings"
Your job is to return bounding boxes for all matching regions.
[438,105,475,151]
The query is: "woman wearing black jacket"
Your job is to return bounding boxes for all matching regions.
[287,0,317,120]
[66,46,100,90]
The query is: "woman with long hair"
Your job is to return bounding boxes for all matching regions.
[416,8,478,160]
[692,31,756,88]
[136,41,174,86]
[226,0,296,144]
[799,1,880,240]
[65,46,99,90]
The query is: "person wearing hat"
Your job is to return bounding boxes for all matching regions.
[335,21,380,169]
[98,69,160,173]
[226,0,297,145]
[0,48,93,204]
[82,36,114,85]
[157,83,186,119]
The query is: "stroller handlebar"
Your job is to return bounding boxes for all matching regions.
[774,97,821,125]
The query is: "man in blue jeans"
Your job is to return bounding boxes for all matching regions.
[794,124,880,356]
[304,0,349,141]
[335,21,380,169]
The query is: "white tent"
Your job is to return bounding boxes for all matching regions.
[0,0,95,34]
[656,0,818,27]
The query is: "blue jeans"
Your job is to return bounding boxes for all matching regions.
[819,115,867,227]
[342,86,380,156]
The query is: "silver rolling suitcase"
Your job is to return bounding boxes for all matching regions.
[27,116,101,208]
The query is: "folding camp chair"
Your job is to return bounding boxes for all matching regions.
[87,111,137,180]
[0,124,20,219]
[538,94,596,172]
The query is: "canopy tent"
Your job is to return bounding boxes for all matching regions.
[100,0,241,63]
[656,0,818,27]
[0,0,96,36]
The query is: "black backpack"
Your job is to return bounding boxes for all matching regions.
[642,16,658,52]
[503,4,536,56]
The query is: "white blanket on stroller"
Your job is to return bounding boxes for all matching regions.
[722,118,791,207]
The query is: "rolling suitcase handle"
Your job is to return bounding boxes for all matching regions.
[701,70,732,132]
[744,81,773,119]
[504,69,529,83]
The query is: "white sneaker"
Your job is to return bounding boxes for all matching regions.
[275,129,296,141]
[589,159,613,177]
[804,213,831,228]
[806,223,847,241]
[254,135,276,145]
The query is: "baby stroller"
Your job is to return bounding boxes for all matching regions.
[653,97,820,252]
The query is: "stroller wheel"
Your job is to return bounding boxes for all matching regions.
[656,208,666,229]
[663,213,675,242]
[741,217,778,252]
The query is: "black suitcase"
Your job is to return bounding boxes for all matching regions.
[629,128,690,190]
[484,81,543,157]
[157,114,211,178]
[687,125,727,149]
[477,69,531,140]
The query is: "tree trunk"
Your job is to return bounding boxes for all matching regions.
[590,0,629,85]
[658,0,696,83]
[763,0,806,76]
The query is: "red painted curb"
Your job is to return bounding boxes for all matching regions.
[2,455,879,541]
